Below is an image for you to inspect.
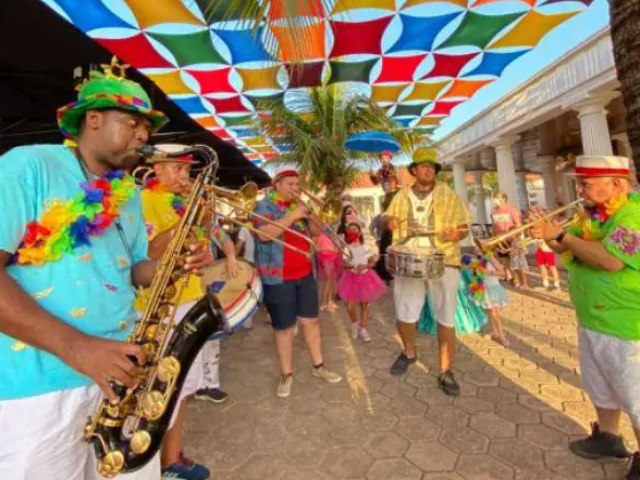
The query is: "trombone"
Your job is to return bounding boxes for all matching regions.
[298,186,353,262]
[132,166,316,258]
[474,199,584,255]
[208,183,317,258]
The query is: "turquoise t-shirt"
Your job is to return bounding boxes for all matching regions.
[567,195,640,341]
[0,145,148,400]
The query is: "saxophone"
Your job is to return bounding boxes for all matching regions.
[85,145,226,477]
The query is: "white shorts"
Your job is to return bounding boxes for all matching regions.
[393,267,460,326]
[578,326,640,428]
[0,385,160,480]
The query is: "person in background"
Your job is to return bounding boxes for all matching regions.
[531,155,640,480]
[316,231,342,312]
[534,239,561,291]
[374,215,395,285]
[253,168,342,398]
[140,145,239,479]
[235,221,256,329]
[491,192,529,288]
[337,223,387,342]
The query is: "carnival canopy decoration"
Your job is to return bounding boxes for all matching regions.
[41,0,594,167]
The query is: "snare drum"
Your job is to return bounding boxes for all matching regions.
[200,259,263,338]
[385,245,445,279]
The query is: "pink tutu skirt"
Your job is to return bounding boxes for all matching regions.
[338,269,387,303]
[318,251,342,280]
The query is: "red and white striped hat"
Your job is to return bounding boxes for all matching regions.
[571,155,631,177]
[272,167,299,183]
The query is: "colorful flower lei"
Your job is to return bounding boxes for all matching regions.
[12,170,136,266]
[267,189,307,232]
[461,253,488,303]
[144,178,186,217]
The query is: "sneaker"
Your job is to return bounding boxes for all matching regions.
[311,366,342,384]
[569,422,630,459]
[359,327,371,342]
[390,353,417,376]
[438,370,460,397]
[625,452,640,480]
[162,456,209,480]
[276,374,293,398]
[553,283,562,292]
[351,323,359,340]
[193,388,228,404]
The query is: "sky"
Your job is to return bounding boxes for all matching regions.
[432,0,610,141]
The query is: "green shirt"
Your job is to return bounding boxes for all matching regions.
[567,195,640,340]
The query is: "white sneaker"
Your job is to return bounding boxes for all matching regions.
[351,323,359,340]
[359,327,371,342]
[276,375,293,398]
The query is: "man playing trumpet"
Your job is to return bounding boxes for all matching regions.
[253,168,342,398]
[530,155,640,479]
[386,148,470,396]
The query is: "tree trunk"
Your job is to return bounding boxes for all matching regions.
[609,0,640,183]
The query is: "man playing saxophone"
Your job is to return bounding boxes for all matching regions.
[138,145,240,480]
[0,63,211,479]
[386,148,470,396]
[530,155,640,480]
[253,167,342,398]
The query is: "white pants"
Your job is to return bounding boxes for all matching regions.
[0,385,160,480]
[393,267,460,326]
[579,326,640,428]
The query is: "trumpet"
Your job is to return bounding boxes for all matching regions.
[298,187,353,262]
[475,199,583,255]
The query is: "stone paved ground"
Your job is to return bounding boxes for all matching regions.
[184,279,636,480]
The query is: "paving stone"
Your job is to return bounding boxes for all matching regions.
[464,371,501,387]
[426,404,470,430]
[282,436,327,467]
[363,431,410,458]
[541,411,589,435]
[495,403,541,425]
[490,439,546,472]
[405,441,458,472]
[439,426,489,454]
[279,467,332,480]
[380,380,418,399]
[416,386,456,407]
[320,446,374,479]
[454,396,495,414]
[366,458,422,480]
[394,416,441,441]
[469,412,516,439]
[456,454,515,480]
[387,395,429,417]
[544,450,608,479]
[518,424,568,451]
[248,423,290,455]
[476,386,518,404]
[362,410,399,431]
[233,454,288,480]
[517,395,555,413]
[421,474,465,480]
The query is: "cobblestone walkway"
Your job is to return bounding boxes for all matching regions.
[184,284,635,480]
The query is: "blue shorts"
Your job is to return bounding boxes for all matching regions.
[263,274,319,330]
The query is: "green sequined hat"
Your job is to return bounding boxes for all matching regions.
[57,57,168,139]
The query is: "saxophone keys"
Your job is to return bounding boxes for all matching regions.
[140,391,165,420]
[98,451,125,478]
[157,356,181,382]
[130,430,152,455]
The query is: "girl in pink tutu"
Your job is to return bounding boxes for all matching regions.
[316,232,342,311]
[338,223,388,342]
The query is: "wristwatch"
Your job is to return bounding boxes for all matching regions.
[554,231,567,244]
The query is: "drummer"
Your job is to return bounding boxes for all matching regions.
[139,145,240,479]
[386,148,470,396]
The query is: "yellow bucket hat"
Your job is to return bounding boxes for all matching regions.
[409,147,441,175]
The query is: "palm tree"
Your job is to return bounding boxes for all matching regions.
[609,0,640,182]
[260,86,419,198]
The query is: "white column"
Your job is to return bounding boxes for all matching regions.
[538,155,558,209]
[452,160,468,204]
[573,94,617,156]
[492,136,521,210]
[472,172,488,224]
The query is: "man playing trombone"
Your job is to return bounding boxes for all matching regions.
[386,148,470,396]
[530,155,640,479]
[253,168,342,398]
